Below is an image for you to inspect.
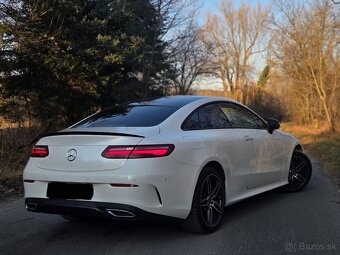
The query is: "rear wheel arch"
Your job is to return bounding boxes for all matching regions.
[189,160,226,209]
[194,161,226,199]
[203,161,226,181]
[294,144,303,152]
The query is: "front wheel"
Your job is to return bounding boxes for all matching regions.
[182,166,225,233]
[281,151,312,192]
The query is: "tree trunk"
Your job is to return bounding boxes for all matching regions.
[320,97,334,132]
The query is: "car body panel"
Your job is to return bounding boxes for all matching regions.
[245,129,285,189]
[34,135,144,172]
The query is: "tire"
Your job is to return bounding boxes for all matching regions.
[281,150,312,192]
[182,166,225,233]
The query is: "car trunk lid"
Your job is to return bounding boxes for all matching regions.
[33,127,159,172]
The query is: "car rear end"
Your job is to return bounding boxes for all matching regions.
[23,102,199,220]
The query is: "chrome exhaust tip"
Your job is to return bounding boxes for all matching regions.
[106,209,136,218]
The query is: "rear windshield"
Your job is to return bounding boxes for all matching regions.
[73,105,177,128]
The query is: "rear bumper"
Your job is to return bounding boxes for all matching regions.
[25,198,176,221]
[23,156,200,219]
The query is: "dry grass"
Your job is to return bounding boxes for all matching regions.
[0,124,45,197]
[0,117,50,196]
[0,128,37,180]
[0,117,50,183]
[281,123,340,185]
[0,117,46,180]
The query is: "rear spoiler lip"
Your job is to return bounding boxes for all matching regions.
[33,131,145,144]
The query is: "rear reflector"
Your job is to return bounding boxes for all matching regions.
[110,183,139,187]
[24,179,35,183]
[102,144,174,159]
[31,145,49,157]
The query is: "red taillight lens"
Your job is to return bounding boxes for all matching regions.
[31,145,49,157]
[101,146,134,159]
[130,145,175,158]
[101,144,174,159]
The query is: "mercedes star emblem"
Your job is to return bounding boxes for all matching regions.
[67,149,77,161]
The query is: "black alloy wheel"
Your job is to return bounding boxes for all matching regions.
[282,151,312,192]
[183,166,225,233]
[199,174,224,228]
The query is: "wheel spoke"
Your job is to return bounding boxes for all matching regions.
[293,160,306,173]
[293,173,305,183]
[211,182,221,199]
[211,200,222,214]
[200,197,209,207]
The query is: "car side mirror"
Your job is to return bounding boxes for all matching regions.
[266,118,280,134]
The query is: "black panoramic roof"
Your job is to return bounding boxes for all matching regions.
[128,96,205,108]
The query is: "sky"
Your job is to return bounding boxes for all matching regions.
[200,0,271,19]
[201,0,220,15]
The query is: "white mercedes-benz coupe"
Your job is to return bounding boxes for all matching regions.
[24,96,312,233]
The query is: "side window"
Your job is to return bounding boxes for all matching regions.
[199,104,231,129]
[182,110,199,130]
[182,103,231,130]
[218,103,267,129]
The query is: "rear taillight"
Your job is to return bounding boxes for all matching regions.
[101,146,134,159]
[129,145,175,158]
[31,145,49,157]
[101,144,175,159]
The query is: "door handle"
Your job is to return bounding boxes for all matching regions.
[244,136,254,142]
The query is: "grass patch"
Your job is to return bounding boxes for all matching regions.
[281,124,340,185]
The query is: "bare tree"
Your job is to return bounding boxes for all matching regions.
[168,27,209,94]
[166,1,210,95]
[270,0,339,131]
[201,0,270,101]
